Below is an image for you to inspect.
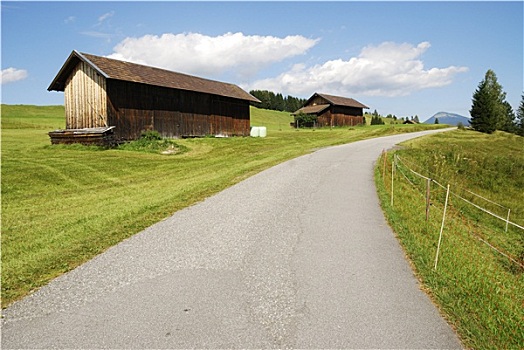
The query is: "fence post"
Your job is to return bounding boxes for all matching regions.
[505,209,511,232]
[425,178,431,221]
[382,149,387,181]
[391,155,395,207]
[434,184,451,270]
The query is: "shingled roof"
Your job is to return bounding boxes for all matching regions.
[293,104,330,115]
[48,50,260,103]
[309,93,369,109]
[293,93,368,115]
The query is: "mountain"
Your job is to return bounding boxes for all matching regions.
[424,112,470,126]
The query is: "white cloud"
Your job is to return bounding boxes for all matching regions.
[64,16,76,24]
[97,11,114,25]
[250,41,469,97]
[1,68,28,85]
[81,31,114,40]
[108,32,319,79]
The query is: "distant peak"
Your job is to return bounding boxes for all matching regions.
[424,111,470,126]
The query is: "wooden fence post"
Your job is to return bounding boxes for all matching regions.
[391,155,395,207]
[434,184,451,270]
[382,149,387,181]
[505,209,511,232]
[426,178,431,221]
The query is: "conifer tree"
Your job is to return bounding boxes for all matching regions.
[517,93,524,136]
[470,69,507,134]
[500,101,516,133]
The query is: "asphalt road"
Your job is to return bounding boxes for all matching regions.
[2,129,462,349]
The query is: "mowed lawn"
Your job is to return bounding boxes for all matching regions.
[1,104,443,306]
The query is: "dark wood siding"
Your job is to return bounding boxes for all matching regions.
[293,92,367,128]
[332,105,364,117]
[317,105,364,127]
[106,80,250,140]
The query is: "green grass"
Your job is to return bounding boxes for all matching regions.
[1,104,444,307]
[375,129,524,349]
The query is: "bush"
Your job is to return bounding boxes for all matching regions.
[370,115,385,125]
[140,130,162,141]
[294,112,318,128]
[118,130,188,155]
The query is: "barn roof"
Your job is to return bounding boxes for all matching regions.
[48,50,260,103]
[292,104,330,115]
[309,93,369,109]
[292,93,368,115]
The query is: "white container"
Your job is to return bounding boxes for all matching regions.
[250,126,259,137]
[250,126,266,137]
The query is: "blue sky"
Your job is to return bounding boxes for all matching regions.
[1,1,522,121]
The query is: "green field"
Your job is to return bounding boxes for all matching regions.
[1,104,443,307]
[375,130,524,349]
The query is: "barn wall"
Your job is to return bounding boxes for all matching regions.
[64,62,107,129]
[106,80,250,140]
[317,106,364,127]
[332,105,364,117]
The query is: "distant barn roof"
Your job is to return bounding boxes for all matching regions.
[310,93,369,109]
[293,93,368,115]
[293,104,330,115]
[48,50,260,103]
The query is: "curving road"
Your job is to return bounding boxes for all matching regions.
[2,129,462,349]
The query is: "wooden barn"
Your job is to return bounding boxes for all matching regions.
[293,93,368,127]
[48,50,260,142]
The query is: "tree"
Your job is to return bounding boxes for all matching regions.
[371,115,385,125]
[517,93,524,136]
[470,69,508,134]
[249,90,306,112]
[434,117,439,124]
[500,101,517,133]
[274,93,285,111]
[414,115,420,123]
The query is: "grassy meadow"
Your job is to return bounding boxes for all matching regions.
[1,104,443,307]
[375,130,523,349]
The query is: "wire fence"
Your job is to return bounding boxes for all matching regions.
[381,150,524,271]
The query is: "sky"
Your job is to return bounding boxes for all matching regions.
[1,1,522,121]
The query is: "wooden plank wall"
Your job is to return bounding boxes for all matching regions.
[318,109,364,127]
[106,80,250,140]
[331,105,364,127]
[64,62,107,129]
[308,97,364,127]
[332,105,364,117]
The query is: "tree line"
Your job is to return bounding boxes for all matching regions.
[470,69,524,136]
[249,90,307,113]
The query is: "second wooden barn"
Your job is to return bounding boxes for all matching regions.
[48,50,260,141]
[293,93,368,127]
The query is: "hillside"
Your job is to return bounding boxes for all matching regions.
[250,106,293,130]
[424,111,470,126]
